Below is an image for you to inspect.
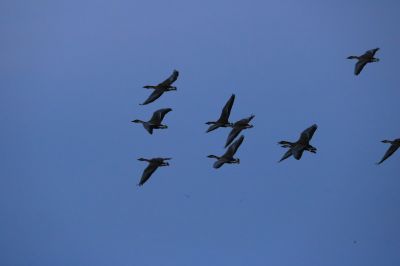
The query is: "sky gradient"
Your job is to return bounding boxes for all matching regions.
[1,0,400,265]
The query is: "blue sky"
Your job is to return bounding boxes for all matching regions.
[1,0,399,265]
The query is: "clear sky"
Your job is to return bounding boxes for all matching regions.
[1,0,399,265]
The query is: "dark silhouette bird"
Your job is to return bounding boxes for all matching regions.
[225,115,254,148]
[347,48,380,75]
[278,124,318,162]
[131,108,172,134]
[206,94,235,133]
[137,157,171,186]
[208,135,245,169]
[140,70,179,105]
[376,138,400,165]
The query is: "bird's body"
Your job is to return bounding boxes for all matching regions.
[206,94,235,133]
[225,115,254,148]
[137,157,171,186]
[377,138,400,165]
[278,124,318,162]
[208,135,245,168]
[141,70,179,105]
[132,108,172,134]
[347,48,380,75]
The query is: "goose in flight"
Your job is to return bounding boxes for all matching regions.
[225,115,254,148]
[140,70,179,105]
[206,94,235,133]
[347,48,380,75]
[208,135,245,169]
[376,138,400,165]
[278,124,318,162]
[137,157,171,186]
[131,108,172,134]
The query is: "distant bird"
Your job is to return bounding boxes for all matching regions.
[140,70,179,105]
[208,135,245,169]
[376,138,400,165]
[347,48,380,75]
[278,124,318,162]
[225,115,254,148]
[205,94,235,133]
[131,108,172,134]
[137,157,171,186]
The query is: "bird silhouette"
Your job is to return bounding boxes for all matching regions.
[347,48,380,75]
[206,94,235,133]
[278,124,318,162]
[208,135,245,169]
[137,157,171,186]
[140,70,179,105]
[132,108,172,134]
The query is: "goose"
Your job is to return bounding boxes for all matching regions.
[347,48,379,75]
[225,115,254,148]
[132,108,172,134]
[137,157,171,186]
[208,135,244,169]
[140,70,179,105]
[278,124,318,162]
[376,138,400,165]
[206,94,235,133]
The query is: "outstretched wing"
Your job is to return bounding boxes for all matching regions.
[149,108,172,124]
[158,70,179,87]
[141,90,164,105]
[354,59,369,75]
[299,124,318,144]
[225,127,242,148]
[206,124,221,133]
[279,149,292,162]
[364,48,379,57]
[218,94,235,123]
[377,144,399,165]
[213,159,227,169]
[224,135,244,157]
[138,162,159,186]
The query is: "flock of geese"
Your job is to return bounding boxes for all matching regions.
[132,48,399,186]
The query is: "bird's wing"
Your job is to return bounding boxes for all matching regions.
[206,124,221,133]
[141,90,164,105]
[149,108,172,124]
[213,159,226,169]
[292,145,305,160]
[354,59,369,75]
[218,94,235,123]
[138,163,159,186]
[158,70,179,87]
[232,114,255,127]
[225,127,242,148]
[279,149,292,162]
[225,135,245,157]
[365,48,379,57]
[299,124,318,144]
[377,144,399,164]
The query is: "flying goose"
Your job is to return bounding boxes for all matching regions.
[132,108,172,134]
[278,124,318,162]
[347,48,380,75]
[137,157,171,186]
[140,70,179,105]
[206,94,235,133]
[225,115,254,148]
[376,138,400,165]
[208,135,245,169]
